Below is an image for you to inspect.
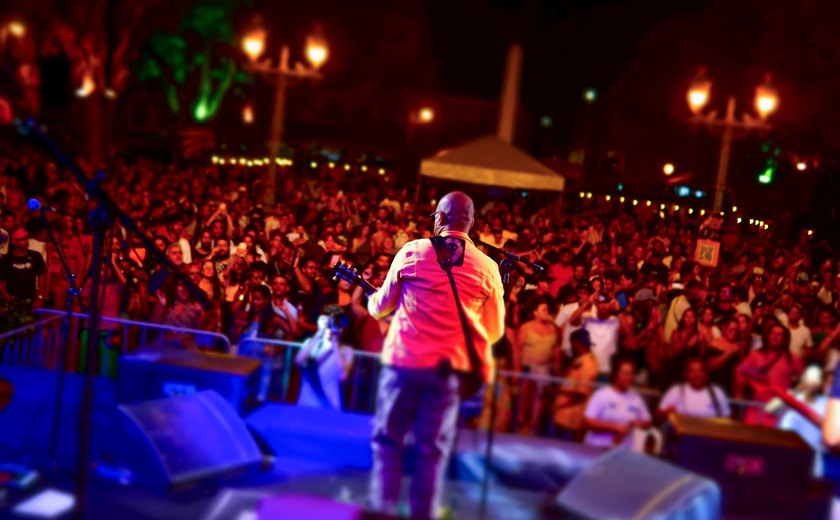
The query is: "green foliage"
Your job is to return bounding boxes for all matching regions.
[134,0,252,123]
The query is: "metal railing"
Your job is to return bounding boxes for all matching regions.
[0,314,66,368]
[233,335,767,425]
[236,335,381,409]
[0,309,233,375]
[1,311,770,431]
[34,309,232,354]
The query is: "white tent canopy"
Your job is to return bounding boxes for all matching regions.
[420,135,565,192]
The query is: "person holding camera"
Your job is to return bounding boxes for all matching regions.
[295,305,354,410]
[570,286,621,379]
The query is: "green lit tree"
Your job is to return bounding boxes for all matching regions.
[136,1,251,123]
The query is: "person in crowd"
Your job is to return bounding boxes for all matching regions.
[786,303,814,360]
[812,306,837,352]
[570,288,621,378]
[697,306,721,348]
[553,329,599,440]
[295,306,355,410]
[548,246,574,298]
[706,316,743,394]
[161,213,192,265]
[513,295,560,434]
[618,288,663,385]
[583,355,652,448]
[0,226,47,307]
[210,237,233,277]
[736,319,803,426]
[147,242,185,304]
[294,256,333,330]
[152,278,205,338]
[664,279,706,344]
[193,229,214,261]
[351,224,374,267]
[667,308,701,387]
[268,273,303,341]
[658,357,730,420]
[555,284,594,357]
[614,269,637,311]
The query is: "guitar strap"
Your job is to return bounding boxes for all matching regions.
[429,236,483,381]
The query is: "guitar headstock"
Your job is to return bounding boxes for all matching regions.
[332,262,362,285]
[332,261,377,296]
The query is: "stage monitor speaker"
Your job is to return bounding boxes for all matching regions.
[668,415,813,492]
[667,415,831,518]
[549,448,721,520]
[118,349,261,414]
[117,390,264,492]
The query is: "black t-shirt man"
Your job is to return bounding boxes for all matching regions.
[0,250,46,301]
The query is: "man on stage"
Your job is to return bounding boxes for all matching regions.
[367,191,505,519]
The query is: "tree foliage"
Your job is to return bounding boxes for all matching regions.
[135,0,251,123]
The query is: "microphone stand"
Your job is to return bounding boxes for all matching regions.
[476,239,536,520]
[37,208,83,468]
[15,118,211,520]
[475,239,544,284]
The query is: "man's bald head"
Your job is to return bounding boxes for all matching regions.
[434,191,474,234]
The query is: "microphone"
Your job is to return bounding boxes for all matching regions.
[27,198,58,212]
[475,239,545,272]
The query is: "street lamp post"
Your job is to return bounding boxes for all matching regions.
[407,106,435,202]
[687,73,778,213]
[242,27,328,206]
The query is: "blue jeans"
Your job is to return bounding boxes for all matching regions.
[369,365,460,519]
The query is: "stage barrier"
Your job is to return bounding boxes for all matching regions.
[234,336,768,424]
[3,314,769,425]
[0,310,232,376]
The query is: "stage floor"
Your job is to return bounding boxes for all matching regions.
[26,457,548,520]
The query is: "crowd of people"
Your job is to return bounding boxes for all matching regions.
[1,150,838,457]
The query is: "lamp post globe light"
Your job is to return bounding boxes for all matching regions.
[242,22,328,206]
[687,70,778,213]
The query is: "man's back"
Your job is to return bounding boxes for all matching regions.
[367,231,504,381]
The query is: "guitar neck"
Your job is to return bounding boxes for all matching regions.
[742,370,824,428]
[357,279,377,297]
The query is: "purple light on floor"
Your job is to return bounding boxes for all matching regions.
[12,488,75,518]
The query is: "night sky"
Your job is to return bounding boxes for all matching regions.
[425,0,710,115]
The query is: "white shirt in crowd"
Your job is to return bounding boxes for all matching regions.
[581,315,620,373]
[555,302,596,357]
[272,300,299,323]
[584,385,651,448]
[658,383,730,419]
[787,324,814,358]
